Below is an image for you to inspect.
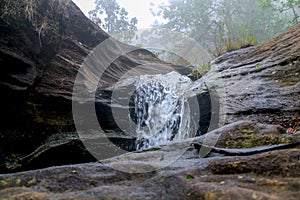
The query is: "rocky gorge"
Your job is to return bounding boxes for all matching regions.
[0,0,300,199]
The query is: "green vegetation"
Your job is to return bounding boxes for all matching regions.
[215,31,258,57]
[260,0,300,24]
[15,178,22,185]
[147,0,299,57]
[0,178,13,186]
[89,0,138,43]
[192,63,211,78]
[225,130,290,148]
[186,174,195,180]
[87,0,299,77]
[27,178,37,185]
[255,65,263,72]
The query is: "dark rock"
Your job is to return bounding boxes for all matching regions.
[0,132,136,173]
[0,0,188,171]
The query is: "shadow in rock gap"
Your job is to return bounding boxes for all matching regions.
[196,91,211,135]
[0,133,97,174]
[196,88,220,136]
[95,75,217,150]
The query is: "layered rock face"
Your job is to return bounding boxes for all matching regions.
[0,2,300,198]
[0,0,189,172]
[0,0,105,152]
[204,23,300,125]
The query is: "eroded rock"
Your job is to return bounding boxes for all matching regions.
[0,0,189,171]
[0,2,300,199]
[201,23,300,125]
[0,120,299,199]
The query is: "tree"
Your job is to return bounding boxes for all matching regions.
[259,0,300,24]
[89,0,138,43]
[150,0,294,57]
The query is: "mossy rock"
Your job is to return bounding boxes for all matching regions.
[214,121,299,148]
[0,187,47,200]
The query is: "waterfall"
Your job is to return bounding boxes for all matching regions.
[98,71,202,150]
[131,73,192,150]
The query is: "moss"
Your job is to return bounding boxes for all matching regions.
[0,187,47,199]
[186,174,195,180]
[255,65,263,72]
[1,177,37,188]
[270,59,300,87]
[11,154,22,160]
[205,193,216,200]
[21,101,72,131]
[27,178,37,185]
[241,129,255,135]
[224,130,290,149]
[15,179,22,185]
[24,101,44,123]
[226,135,289,148]
[218,123,295,149]
[0,178,14,186]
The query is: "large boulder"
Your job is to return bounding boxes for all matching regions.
[201,22,300,126]
[0,0,189,172]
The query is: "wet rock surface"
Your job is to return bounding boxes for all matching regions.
[0,0,300,199]
[0,121,300,199]
[201,22,300,125]
[0,0,189,171]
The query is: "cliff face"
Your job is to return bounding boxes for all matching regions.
[1,0,187,99]
[0,0,106,97]
[0,0,299,177]
[0,0,188,160]
[0,0,104,144]
[0,1,300,198]
[200,22,300,128]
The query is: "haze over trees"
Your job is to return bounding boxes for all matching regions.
[147,0,300,57]
[89,0,138,43]
[88,0,299,58]
[261,0,300,23]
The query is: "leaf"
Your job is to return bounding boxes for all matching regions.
[186,174,195,180]
[255,65,263,71]
[15,178,22,185]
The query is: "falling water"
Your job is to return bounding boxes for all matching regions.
[129,72,194,150]
[99,71,204,150]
